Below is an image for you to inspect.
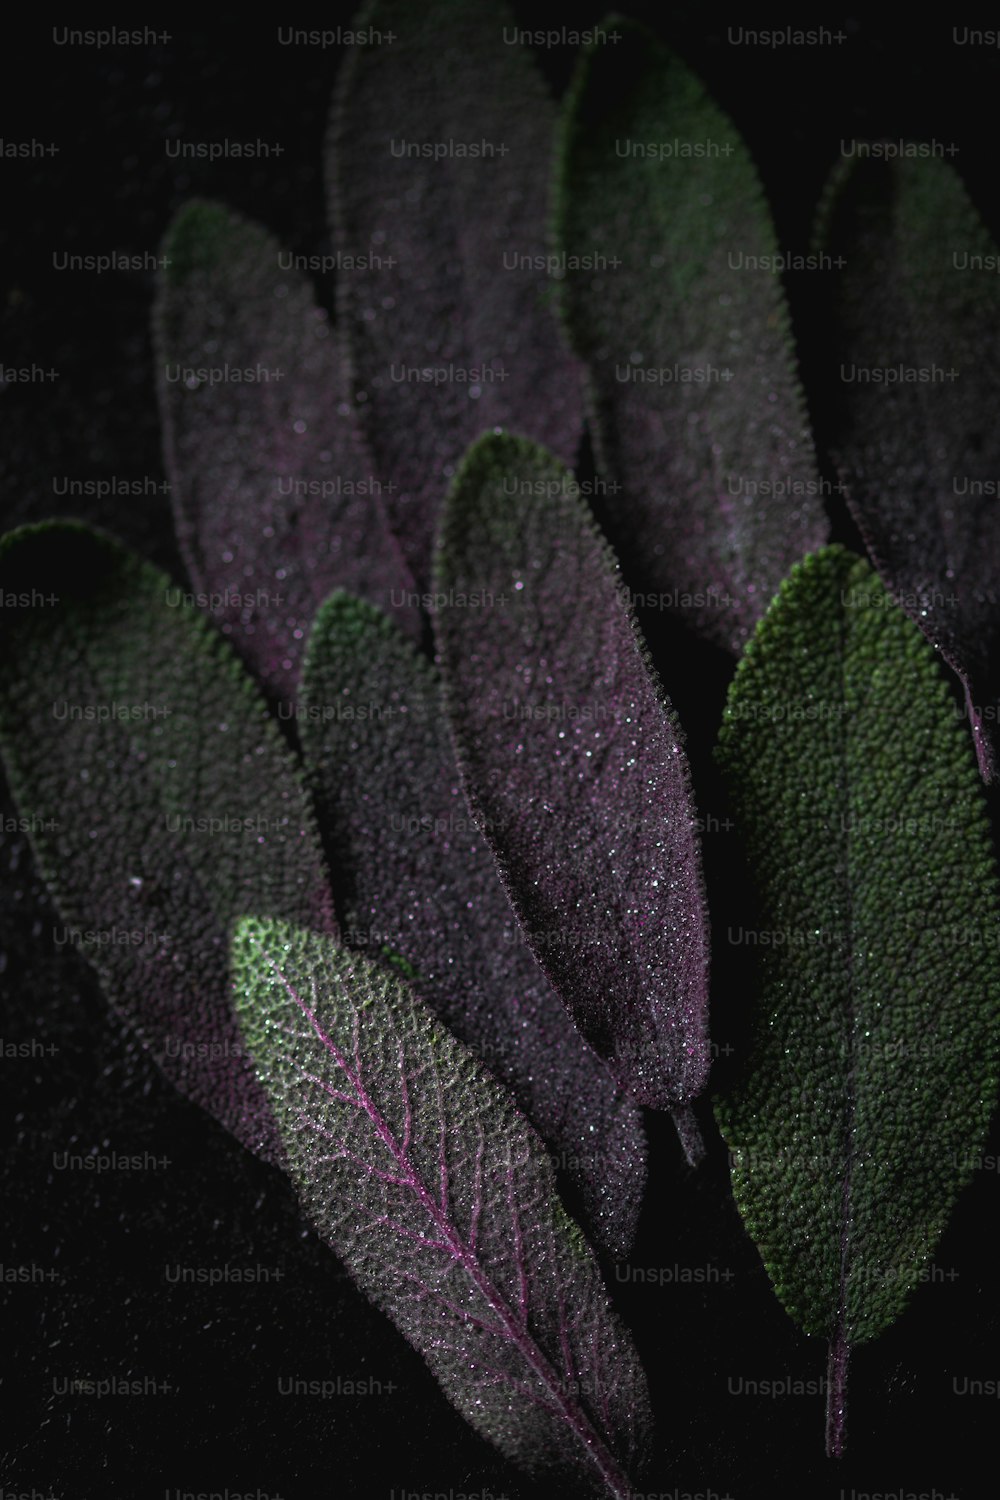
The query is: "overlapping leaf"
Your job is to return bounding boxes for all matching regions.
[554,17,828,653]
[434,433,710,1150]
[154,199,420,698]
[299,592,647,1254]
[327,0,585,592]
[715,545,1000,1454]
[815,153,1000,779]
[0,523,336,1163]
[232,917,650,1496]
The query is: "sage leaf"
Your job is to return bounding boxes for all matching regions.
[154,199,420,698]
[554,16,827,654]
[0,522,336,1163]
[714,544,1000,1455]
[434,433,711,1152]
[814,153,1000,780]
[299,591,647,1255]
[327,0,585,593]
[232,916,651,1497]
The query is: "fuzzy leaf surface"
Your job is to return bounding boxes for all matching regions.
[327,0,585,593]
[232,917,650,1496]
[154,199,419,698]
[554,17,827,653]
[714,544,1000,1452]
[434,434,710,1132]
[299,592,647,1255]
[0,523,336,1163]
[815,155,1000,779]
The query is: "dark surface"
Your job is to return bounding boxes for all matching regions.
[2,10,997,1499]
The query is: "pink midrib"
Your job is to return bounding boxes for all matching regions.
[255,938,636,1499]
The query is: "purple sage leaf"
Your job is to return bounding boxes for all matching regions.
[232,916,651,1497]
[154,199,421,699]
[327,0,585,593]
[814,153,1000,779]
[0,522,336,1164]
[434,433,711,1153]
[298,591,647,1256]
[554,18,828,654]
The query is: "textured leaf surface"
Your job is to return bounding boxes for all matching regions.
[299,592,647,1255]
[714,544,1000,1454]
[154,199,420,698]
[434,434,710,1138]
[327,0,585,592]
[554,18,827,654]
[0,523,336,1163]
[232,917,650,1496]
[815,155,1000,780]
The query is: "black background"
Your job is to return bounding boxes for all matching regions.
[2,9,998,1500]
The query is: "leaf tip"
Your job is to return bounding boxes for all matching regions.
[160,198,241,286]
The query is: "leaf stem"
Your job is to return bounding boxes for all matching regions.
[669,1100,705,1166]
[825,1329,850,1458]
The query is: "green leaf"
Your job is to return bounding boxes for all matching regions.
[0,523,335,1163]
[231,917,651,1497]
[553,16,827,655]
[714,544,1000,1455]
